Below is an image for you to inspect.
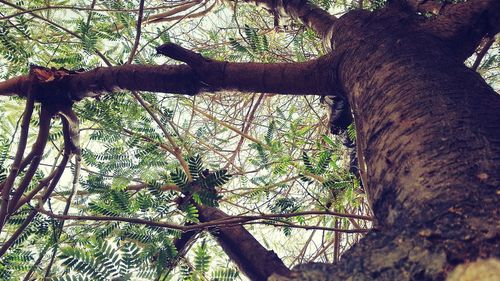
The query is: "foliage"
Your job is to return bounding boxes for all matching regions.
[1,0,494,279]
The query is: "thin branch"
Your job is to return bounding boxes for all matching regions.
[36,206,371,234]
[14,151,62,212]
[472,37,495,71]
[127,0,146,64]
[1,147,68,259]
[43,154,80,277]
[7,106,52,215]
[131,91,192,181]
[145,1,216,24]
[0,209,38,258]
[84,0,97,27]
[143,0,201,24]
[190,104,268,148]
[244,221,369,233]
[0,82,35,230]
[224,93,264,170]
[0,2,192,21]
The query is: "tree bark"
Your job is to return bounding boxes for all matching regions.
[270,4,500,281]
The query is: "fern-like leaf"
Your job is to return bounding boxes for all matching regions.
[194,240,211,272]
[302,152,315,174]
[315,150,332,175]
[188,154,204,180]
[171,168,188,189]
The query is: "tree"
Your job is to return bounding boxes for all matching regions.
[0,0,498,280]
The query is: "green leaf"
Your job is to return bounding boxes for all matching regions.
[171,168,188,189]
[188,154,204,180]
[194,240,211,272]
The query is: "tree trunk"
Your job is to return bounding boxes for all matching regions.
[270,5,500,281]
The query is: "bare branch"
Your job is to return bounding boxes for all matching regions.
[0,82,36,230]
[0,54,334,101]
[127,0,146,64]
[7,107,52,215]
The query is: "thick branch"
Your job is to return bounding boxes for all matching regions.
[157,43,334,95]
[0,57,333,101]
[420,0,500,60]
[244,0,336,39]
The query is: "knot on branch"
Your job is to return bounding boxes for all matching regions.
[156,43,210,67]
[28,65,81,156]
[29,65,83,107]
[156,43,227,90]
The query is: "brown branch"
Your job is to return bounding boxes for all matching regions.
[224,93,264,170]
[0,209,38,258]
[0,82,35,230]
[472,36,496,71]
[143,0,201,23]
[0,55,333,101]
[189,104,268,148]
[0,152,70,258]
[253,221,369,233]
[244,0,336,39]
[120,127,177,155]
[42,154,80,277]
[35,205,370,232]
[156,43,334,94]
[7,106,53,215]
[291,220,320,264]
[0,2,192,21]
[215,210,373,222]
[127,0,146,64]
[84,0,97,27]
[34,206,196,231]
[145,1,216,24]
[14,153,62,212]
[420,0,500,60]
[131,91,192,181]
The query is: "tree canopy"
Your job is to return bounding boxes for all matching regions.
[0,0,498,280]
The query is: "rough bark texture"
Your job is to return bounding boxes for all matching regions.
[270,4,500,281]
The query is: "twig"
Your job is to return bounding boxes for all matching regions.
[225,94,264,170]
[245,221,370,233]
[0,209,38,258]
[0,2,190,21]
[43,153,80,277]
[131,91,192,181]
